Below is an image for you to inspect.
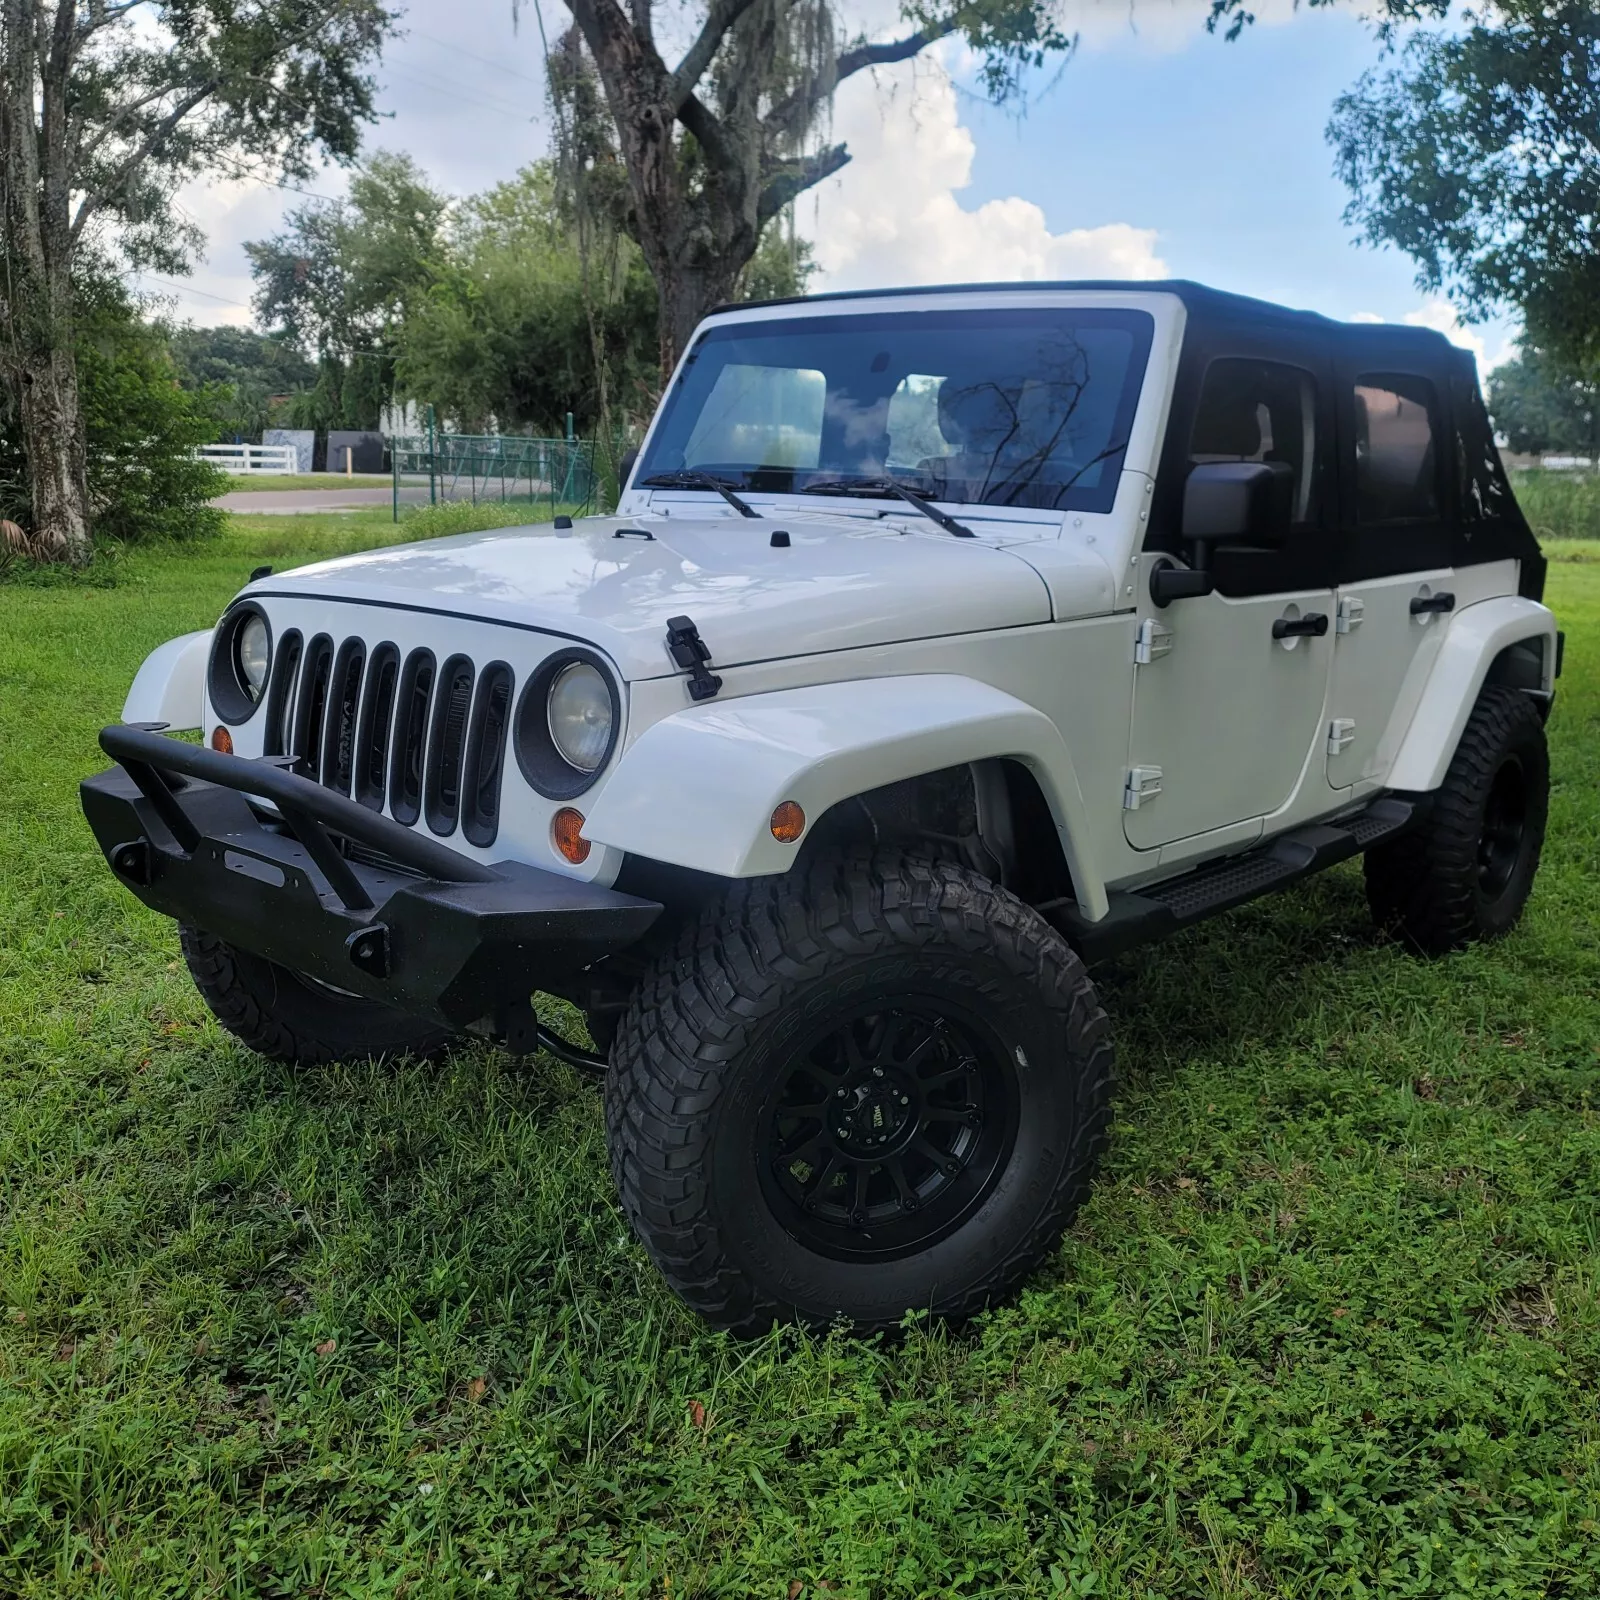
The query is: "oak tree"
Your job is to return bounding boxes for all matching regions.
[0,0,391,562]
[1330,0,1600,373]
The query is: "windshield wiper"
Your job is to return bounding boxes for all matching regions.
[641,470,760,519]
[800,476,976,538]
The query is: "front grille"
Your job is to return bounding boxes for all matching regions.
[263,634,511,845]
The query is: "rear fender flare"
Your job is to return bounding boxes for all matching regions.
[1386,597,1558,793]
[584,674,1109,919]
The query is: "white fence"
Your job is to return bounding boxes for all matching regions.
[195,443,298,475]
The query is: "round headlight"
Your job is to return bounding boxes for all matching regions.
[547,661,614,773]
[235,613,270,702]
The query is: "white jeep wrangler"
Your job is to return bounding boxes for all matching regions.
[84,281,1560,1336]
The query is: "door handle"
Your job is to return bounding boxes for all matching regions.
[1272,613,1329,640]
[1410,591,1455,615]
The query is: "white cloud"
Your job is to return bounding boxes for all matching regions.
[810,59,1166,290]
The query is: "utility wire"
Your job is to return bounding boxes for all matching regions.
[407,29,546,87]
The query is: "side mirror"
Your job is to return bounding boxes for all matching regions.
[1150,462,1295,607]
[619,447,640,490]
[1182,460,1292,546]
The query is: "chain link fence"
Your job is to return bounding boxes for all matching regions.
[389,432,622,521]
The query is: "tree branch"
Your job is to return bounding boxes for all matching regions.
[676,89,736,172]
[767,24,954,135]
[834,25,953,83]
[667,0,764,109]
[70,80,217,243]
[757,140,849,226]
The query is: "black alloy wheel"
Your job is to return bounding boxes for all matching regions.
[1478,753,1530,900]
[761,1000,1020,1260]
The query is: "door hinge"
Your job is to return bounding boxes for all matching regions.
[1335,596,1365,634]
[1134,618,1174,665]
[1327,717,1357,756]
[1124,765,1164,810]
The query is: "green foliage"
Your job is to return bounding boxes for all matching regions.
[247,152,449,430]
[1490,352,1600,459]
[0,277,225,548]
[1510,469,1600,542]
[1329,1,1600,370]
[397,499,586,539]
[395,165,659,434]
[735,226,817,303]
[0,514,1596,1593]
[167,325,318,442]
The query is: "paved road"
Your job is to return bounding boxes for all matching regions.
[212,486,432,514]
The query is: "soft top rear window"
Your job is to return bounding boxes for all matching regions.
[639,307,1156,514]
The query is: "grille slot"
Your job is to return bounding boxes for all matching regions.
[389,648,436,827]
[461,662,513,848]
[262,629,302,756]
[291,634,334,777]
[354,642,400,812]
[265,632,514,839]
[321,638,366,795]
[425,654,475,836]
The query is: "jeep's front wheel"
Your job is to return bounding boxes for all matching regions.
[180,926,457,1067]
[1365,685,1550,953]
[604,855,1115,1336]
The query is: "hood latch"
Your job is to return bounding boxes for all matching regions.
[665,615,723,703]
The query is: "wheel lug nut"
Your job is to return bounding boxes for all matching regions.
[872,1066,883,1078]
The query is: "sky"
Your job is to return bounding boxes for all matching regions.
[136,0,1518,373]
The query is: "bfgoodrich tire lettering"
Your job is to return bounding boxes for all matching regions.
[604,853,1115,1336]
[1365,685,1549,953]
[180,925,456,1066]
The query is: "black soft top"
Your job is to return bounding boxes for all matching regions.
[714,278,1457,355]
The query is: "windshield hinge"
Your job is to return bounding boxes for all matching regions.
[665,615,723,702]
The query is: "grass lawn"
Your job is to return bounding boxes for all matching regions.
[1,518,1597,1597]
[221,474,396,493]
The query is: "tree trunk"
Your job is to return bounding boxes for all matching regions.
[16,337,92,564]
[653,251,742,376]
[1,0,95,565]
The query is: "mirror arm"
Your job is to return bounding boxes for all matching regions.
[1149,540,1219,608]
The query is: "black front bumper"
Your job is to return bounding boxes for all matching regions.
[81,725,661,1031]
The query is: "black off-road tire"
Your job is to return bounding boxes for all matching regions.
[179,925,456,1067]
[1365,685,1549,954]
[604,853,1115,1337]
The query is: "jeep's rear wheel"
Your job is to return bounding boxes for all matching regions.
[180,926,456,1066]
[604,854,1115,1336]
[1365,686,1549,954]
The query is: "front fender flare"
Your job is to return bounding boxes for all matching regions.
[584,674,1108,919]
[122,629,213,731]
[1386,596,1558,793]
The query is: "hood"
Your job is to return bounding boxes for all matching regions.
[247,511,1108,680]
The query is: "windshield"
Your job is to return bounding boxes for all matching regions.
[638,306,1155,514]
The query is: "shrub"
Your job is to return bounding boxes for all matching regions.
[1509,468,1600,541]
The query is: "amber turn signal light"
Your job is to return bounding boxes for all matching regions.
[552,807,591,864]
[210,726,234,755]
[770,800,805,842]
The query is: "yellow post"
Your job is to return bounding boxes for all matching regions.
[345,446,353,477]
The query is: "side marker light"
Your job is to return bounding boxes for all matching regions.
[770,801,805,843]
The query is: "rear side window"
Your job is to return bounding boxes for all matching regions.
[1189,358,1319,524]
[1355,374,1440,523]
[1451,372,1513,524]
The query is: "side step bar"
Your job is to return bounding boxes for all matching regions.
[1051,796,1420,962]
